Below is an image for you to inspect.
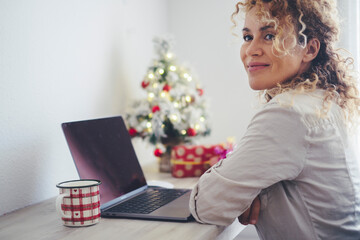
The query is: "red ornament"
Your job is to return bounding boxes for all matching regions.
[128,128,137,137]
[162,84,171,92]
[187,128,196,137]
[154,148,163,157]
[197,88,204,96]
[141,80,150,88]
[152,105,160,113]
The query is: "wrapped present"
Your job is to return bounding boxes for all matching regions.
[171,142,233,178]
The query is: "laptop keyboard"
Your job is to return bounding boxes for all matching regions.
[106,188,189,214]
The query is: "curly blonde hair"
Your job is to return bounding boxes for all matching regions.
[232,0,360,125]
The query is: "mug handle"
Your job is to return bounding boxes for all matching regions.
[56,193,71,218]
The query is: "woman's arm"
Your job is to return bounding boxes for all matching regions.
[189,103,308,226]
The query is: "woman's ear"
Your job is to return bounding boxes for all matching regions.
[303,38,320,63]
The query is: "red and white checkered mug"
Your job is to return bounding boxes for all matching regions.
[56,179,101,227]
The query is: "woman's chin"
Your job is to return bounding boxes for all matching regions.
[249,82,265,91]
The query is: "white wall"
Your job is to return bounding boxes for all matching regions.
[0,0,168,216]
[338,0,360,71]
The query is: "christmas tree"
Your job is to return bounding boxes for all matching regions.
[126,37,211,157]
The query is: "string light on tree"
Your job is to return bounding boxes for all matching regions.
[166,53,173,59]
[158,69,165,75]
[147,92,155,101]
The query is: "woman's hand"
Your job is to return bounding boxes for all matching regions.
[238,196,261,225]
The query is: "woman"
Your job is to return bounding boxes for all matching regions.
[189,0,360,239]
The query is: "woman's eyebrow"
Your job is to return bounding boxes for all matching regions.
[260,25,274,31]
[242,25,274,33]
[242,27,251,33]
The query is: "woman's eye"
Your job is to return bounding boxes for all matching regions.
[264,34,275,40]
[243,35,253,42]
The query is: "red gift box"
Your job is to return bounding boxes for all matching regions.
[171,143,232,178]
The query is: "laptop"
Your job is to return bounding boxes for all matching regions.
[61,116,193,222]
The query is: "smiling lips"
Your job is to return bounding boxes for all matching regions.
[247,62,270,72]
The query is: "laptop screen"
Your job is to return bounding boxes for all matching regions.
[62,116,147,204]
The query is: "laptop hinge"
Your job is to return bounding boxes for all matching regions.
[101,185,148,211]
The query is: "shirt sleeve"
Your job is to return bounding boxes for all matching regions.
[189,102,308,226]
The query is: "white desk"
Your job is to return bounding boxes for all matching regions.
[0,163,246,240]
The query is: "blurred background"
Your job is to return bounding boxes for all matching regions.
[0,0,358,216]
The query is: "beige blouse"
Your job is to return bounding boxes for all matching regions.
[189,90,360,240]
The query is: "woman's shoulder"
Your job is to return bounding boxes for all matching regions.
[265,89,344,128]
[266,89,326,113]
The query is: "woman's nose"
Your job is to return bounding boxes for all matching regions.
[246,40,263,56]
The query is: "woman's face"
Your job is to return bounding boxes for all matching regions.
[240,6,308,90]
